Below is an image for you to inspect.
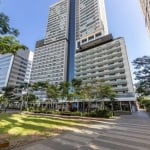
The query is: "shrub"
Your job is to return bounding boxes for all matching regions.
[60,111,71,116]
[86,110,112,118]
[71,111,81,116]
[144,100,150,111]
[95,110,112,118]
[142,100,150,111]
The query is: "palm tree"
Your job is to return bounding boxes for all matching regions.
[107,88,116,114]
[47,84,58,111]
[0,95,8,111]
[96,83,116,110]
[27,94,36,109]
[0,36,27,54]
[71,78,82,111]
[80,83,92,114]
[0,13,27,55]
[58,82,70,111]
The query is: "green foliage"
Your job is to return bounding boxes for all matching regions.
[87,110,112,118]
[28,94,36,103]
[96,81,116,110]
[0,13,19,36]
[0,113,81,141]
[142,100,150,111]
[0,13,27,55]
[27,109,112,118]
[0,36,27,54]
[47,84,58,100]
[2,86,15,101]
[137,96,150,111]
[58,82,70,100]
[133,56,150,95]
[71,78,82,99]
[80,83,92,100]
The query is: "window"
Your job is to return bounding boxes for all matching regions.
[82,38,87,43]
[96,32,101,37]
[77,42,80,48]
[88,36,94,41]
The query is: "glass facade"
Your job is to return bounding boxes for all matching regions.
[0,54,13,90]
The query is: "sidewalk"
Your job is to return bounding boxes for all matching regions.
[12,110,150,150]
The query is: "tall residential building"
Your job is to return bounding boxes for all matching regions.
[76,0,108,49]
[0,49,32,90]
[139,0,150,34]
[31,0,75,84]
[75,0,135,107]
[75,35,134,96]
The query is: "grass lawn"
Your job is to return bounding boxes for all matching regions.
[0,113,84,148]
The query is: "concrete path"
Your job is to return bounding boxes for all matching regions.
[13,110,150,150]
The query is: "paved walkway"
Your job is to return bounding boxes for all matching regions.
[13,110,150,150]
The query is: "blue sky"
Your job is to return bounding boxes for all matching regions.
[0,0,150,80]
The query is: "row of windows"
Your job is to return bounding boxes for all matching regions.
[76,64,124,74]
[76,42,121,58]
[76,51,122,64]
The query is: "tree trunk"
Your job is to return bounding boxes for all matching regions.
[77,101,79,112]
[111,102,114,116]
[120,101,122,111]
[102,100,105,110]
[96,100,98,110]
[83,101,85,112]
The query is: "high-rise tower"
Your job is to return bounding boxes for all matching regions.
[31,0,71,84]
[75,0,135,107]
[76,0,108,49]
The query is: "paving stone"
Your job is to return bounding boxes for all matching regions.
[13,110,150,150]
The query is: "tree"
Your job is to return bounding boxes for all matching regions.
[107,88,116,113]
[71,78,82,111]
[80,83,93,113]
[58,82,70,111]
[132,56,150,95]
[27,94,36,108]
[96,82,116,110]
[47,84,58,110]
[0,13,27,54]
[31,82,48,91]
[0,95,8,111]
[0,13,19,36]
[71,78,82,98]
[0,36,27,54]
[2,86,15,101]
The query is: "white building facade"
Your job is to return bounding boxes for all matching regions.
[75,35,134,96]
[24,51,34,83]
[75,0,136,110]
[30,0,70,85]
[76,0,108,49]
[139,0,150,35]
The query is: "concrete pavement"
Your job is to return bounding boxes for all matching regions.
[13,110,150,150]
